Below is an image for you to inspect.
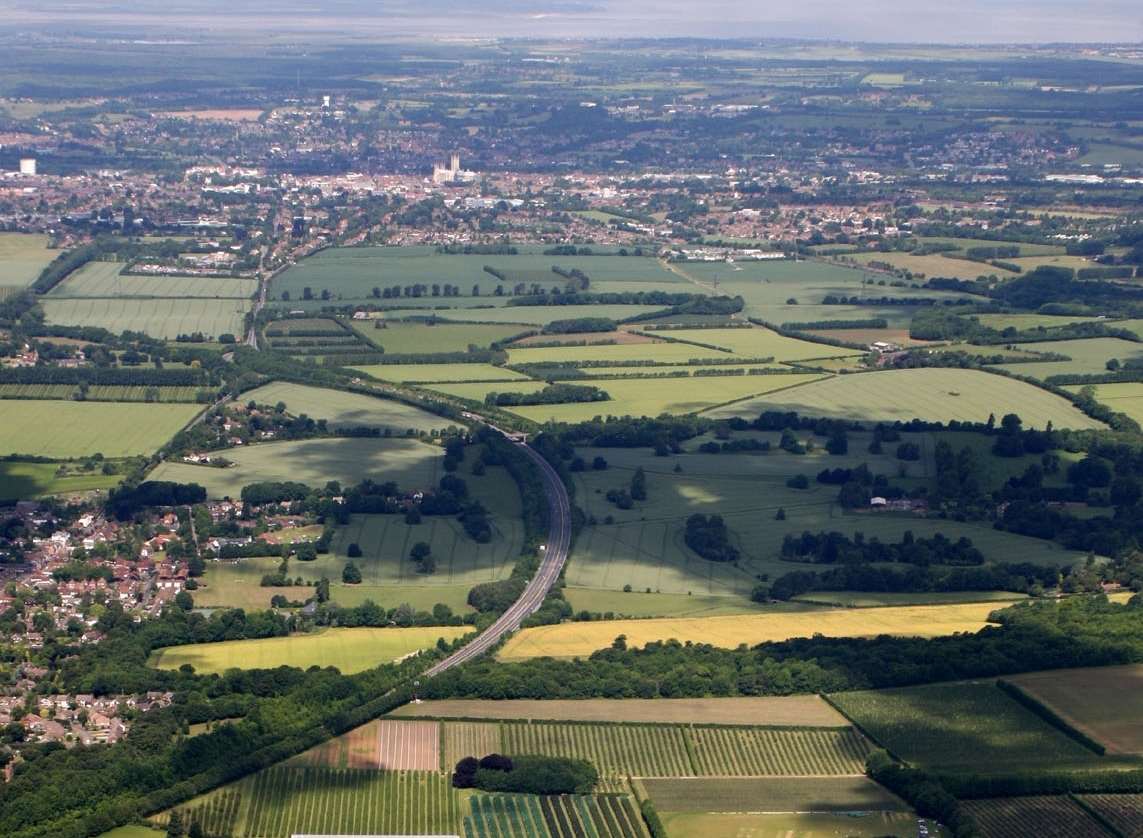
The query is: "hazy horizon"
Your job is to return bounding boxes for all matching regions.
[0,0,1140,45]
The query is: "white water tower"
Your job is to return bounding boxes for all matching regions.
[19,158,36,176]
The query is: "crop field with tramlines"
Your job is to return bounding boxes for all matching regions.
[688,726,870,776]
[443,721,502,768]
[160,766,461,838]
[962,796,1112,838]
[829,682,1105,773]
[464,793,648,838]
[502,721,693,776]
[497,721,870,778]
[1077,794,1143,836]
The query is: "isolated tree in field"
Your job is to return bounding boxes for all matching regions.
[592,455,608,470]
[630,467,647,501]
[826,430,848,455]
[315,577,330,603]
[166,811,184,837]
[346,542,362,558]
[342,562,362,584]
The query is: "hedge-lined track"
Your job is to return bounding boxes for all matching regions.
[240,766,459,837]
[962,796,1113,838]
[502,721,692,777]
[1077,794,1143,836]
[688,727,871,776]
[443,721,503,769]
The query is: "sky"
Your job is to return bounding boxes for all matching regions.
[2,0,1141,43]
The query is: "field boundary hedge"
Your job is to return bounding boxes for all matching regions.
[995,679,1107,756]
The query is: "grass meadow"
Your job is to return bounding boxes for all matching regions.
[995,337,1143,380]
[830,681,1105,773]
[705,368,1102,429]
[271,246,680,302]
[847,251,1018,280]
[351,362,532,383]
[149,626,472,674]
[148,437,443,498]
[50,261,257,298]
[239,382,444,432]
[436,373,828,423]
[435,304,666,326]
[496,602,1003,660]
[0,232,54,288]
[643,776,908,812]
[0,400,202,458]
[561,438,1084,597]
[0,460,125,502]
[1065,382,1143,425]
[350,319,529,353]
[42,296,251,339]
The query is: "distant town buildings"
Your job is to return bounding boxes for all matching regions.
[18,158,36,176]
[433,153,478,185]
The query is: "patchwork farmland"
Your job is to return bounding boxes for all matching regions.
[0,399,203,458]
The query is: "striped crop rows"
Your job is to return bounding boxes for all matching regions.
[963,796,1111,838]
[155,790,242,837]
[240,766,458,837]
[503,722,691,777]
[444,721,503,769]
[0,383,204,402]
[464,794,646,838]
[495,721,868,777]
[689,727,871,776]
[1077,794,1143,836]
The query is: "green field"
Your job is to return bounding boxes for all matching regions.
[670,258,971,325]
[659,811,921,838]
[42,296,251,339]
[564,587,780,617]
[972,313,1103,331]
[239,381,445,432]
[561,438,1083,598]
[50,261,257,298]
[351,362,532,383]
[498,720,870,777]
[465,793,646,838]
[0,383,204,402]
[848,250,1017,280]
[505,340,730,366]
[0,400,202,458]
[434,373,827,423]
[436,304,666,326]
[705,368,1102,429]
[148,437,444,498]
[829,681,1105,773]
[0,460,125,501]
[149,626,472,674]
[637,326,850,361]
[994,337,1143,380]
[193,555,478,612]
[1065,383,1143,425]
[643,776,907,813]
[793,591,1027,607]
[271,246,680,303]
[159,766,461,838]
[351,319,529,353]
[0,232,54,288]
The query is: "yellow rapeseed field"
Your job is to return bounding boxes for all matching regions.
[498,602,1001,660]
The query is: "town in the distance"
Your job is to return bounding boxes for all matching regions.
[0,19,1142,838]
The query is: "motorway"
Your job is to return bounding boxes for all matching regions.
[423,432,572,677]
